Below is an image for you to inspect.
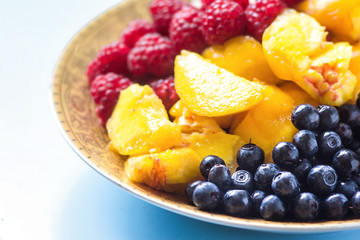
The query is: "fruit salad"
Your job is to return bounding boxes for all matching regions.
[86,0,360,221]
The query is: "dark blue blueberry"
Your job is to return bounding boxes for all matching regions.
[352,126,360,141]
[254,163,280,192]
[335,179,359,199]
[192,182,221,210]
[291,104,320,130]
[332,149,360,178]
[334,123,353,146]
[308,156,321,167]
[317,131,342,161]
[251,190,267,216]
[223,190,252,217]
[185,180,204,205]
[260,195,286,220]
[307,165,338,196]
[348,139,360,151]
[356,94,360,109]
[200,155,225,179]
[350,191,360,217]
[236,143,264,173]
[338,103,360,128]
[272,142,300,170]
[322,193,349,220]
[231,170,254,192]
[208,164,232,193]
[293,159,312,183]
[317,105,340,131]
[292,192,320,221]
[353,173,360,186]
[293,130,318,158]
[271,171,300,199]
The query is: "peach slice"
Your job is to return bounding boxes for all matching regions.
[263,9,357,106]
[350,43,360,102]
[202,36,280,85]
[107,84,181,156]
[125,148,201,192]
[296,0,360,43]
[174,50,266,117]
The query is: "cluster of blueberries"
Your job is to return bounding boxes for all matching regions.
[185,102,360,221]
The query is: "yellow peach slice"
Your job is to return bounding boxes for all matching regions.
[174,50,266,117]
[107,84,181,156]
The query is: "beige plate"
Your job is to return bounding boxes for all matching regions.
[51,0,360,233]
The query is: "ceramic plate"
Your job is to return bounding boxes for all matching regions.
[51,0,360,233]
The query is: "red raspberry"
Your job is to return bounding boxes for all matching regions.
[201,0,245,45]
[201,0,248,9]
[150,0,187,35]
[127,33,176,78]
[281,0,303,7]
[87,41,129,84]
[90,73,133,125]
[245,0,285,41]
[120,19,156,48]
[150,76,179,110]
[169,8,207,54]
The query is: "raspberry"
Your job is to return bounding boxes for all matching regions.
[150,0,187,35]
[201,0,248,9]
[245,0,285,41]
[169,8,207,54]
[281,0,303,7]
[90,73,133,125]
[127,33,176,78]
[201,0,245,45]
[86,41,129,83]
[120,19,156,48]
[150,76,179,110]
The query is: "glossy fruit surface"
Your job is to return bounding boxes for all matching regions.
[185,180,205,204]
[271,171,300,199]
[335,179,359,199]
[236,143,264,173]
[291,104,320,130]
[174,50,265,117]
[193,181,221,210]
[272,142,300,170]
[292,130,318,158]
[307,165,337,196]
[200,155,226,180]
[322,193,349,220]
[317,105,340,131]
[223,190,252,216]
[317,131,342,160]
[260,195,286,220]
[332,149,360,178]
[350,191,360,217]
[231,170,254,192]
[254,163,280,192]
[292,192,320,221]
[208,164,232,192]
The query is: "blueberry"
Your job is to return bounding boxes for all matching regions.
[292,192,320,221]
[356,94,360,109]
[291,104,320,130]
[350,191,360,217]
[293,159,312,183]
[332,149,360,178]
[231,170,254,192]
[254,163,280,192]
[317,105,340,131]
[271,171,300,199]
[352,126,360,141]
[272,142,300,170]
[200,155,225,179]
[317,131,342,161]
[338,103,360,128]
[251,190,267,216]
[185,180,204,205]
[353,173,360,186]
[307,165,338,196]
[322,193,349,220]
[335,179,359,199]
[308,156,321,167]
[223,190,252,217]
[260,195,286,220]
[334,123,353,146]
[293,130,318,158]
[348,139,360,151]
[236,143,264,173]
[192,182,221,210]
[208,164,232,192]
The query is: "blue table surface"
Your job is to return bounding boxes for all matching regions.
[1,0,360,239]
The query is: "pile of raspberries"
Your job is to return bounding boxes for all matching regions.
[88,0,302,125]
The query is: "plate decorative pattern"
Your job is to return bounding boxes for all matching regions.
[51,0,360,232]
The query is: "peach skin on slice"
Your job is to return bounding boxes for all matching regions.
[107,84,181,156]
[202,36,280,85]
[174,50,266,117]
[125,148,202,192]
[350,42,360,102]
